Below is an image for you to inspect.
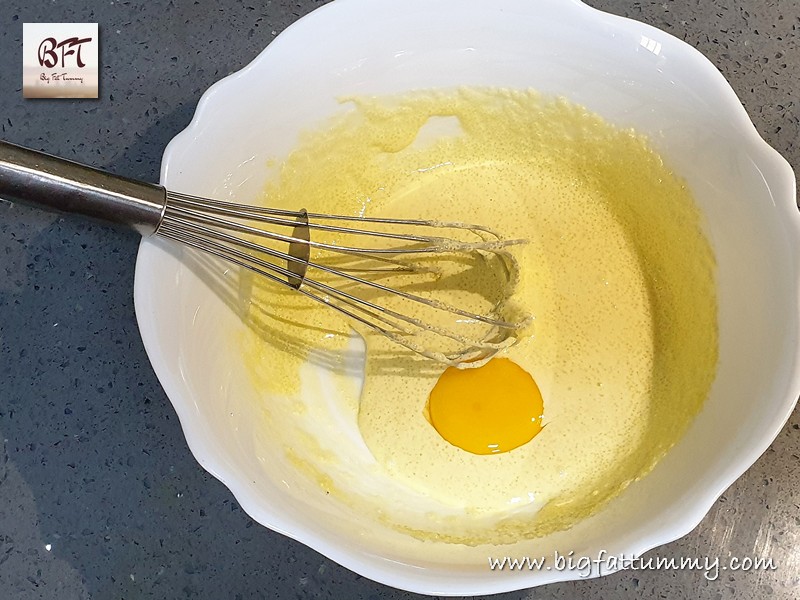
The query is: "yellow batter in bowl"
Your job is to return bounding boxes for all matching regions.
[238,87,718,545]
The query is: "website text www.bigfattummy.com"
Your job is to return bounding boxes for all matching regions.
[488,551,777,581]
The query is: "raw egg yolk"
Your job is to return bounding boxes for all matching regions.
[427,358,544,455]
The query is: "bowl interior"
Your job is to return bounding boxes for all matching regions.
[134,0,799,594]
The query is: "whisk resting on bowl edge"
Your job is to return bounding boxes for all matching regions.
[0,140,528,366]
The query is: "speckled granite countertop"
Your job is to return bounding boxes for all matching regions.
[0,1,798,598]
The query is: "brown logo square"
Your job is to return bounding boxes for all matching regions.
[23,23,99,99]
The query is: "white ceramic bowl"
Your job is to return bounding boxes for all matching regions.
[134,0,800,594]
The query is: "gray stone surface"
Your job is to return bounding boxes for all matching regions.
[0,0,798,598]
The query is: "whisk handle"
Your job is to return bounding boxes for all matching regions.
[0,140,165,236]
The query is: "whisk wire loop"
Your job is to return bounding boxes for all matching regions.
[157,191,526,366]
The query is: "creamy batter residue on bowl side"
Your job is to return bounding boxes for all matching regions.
[236,88,718,545]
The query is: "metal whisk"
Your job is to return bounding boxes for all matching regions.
[0,140,525,366]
